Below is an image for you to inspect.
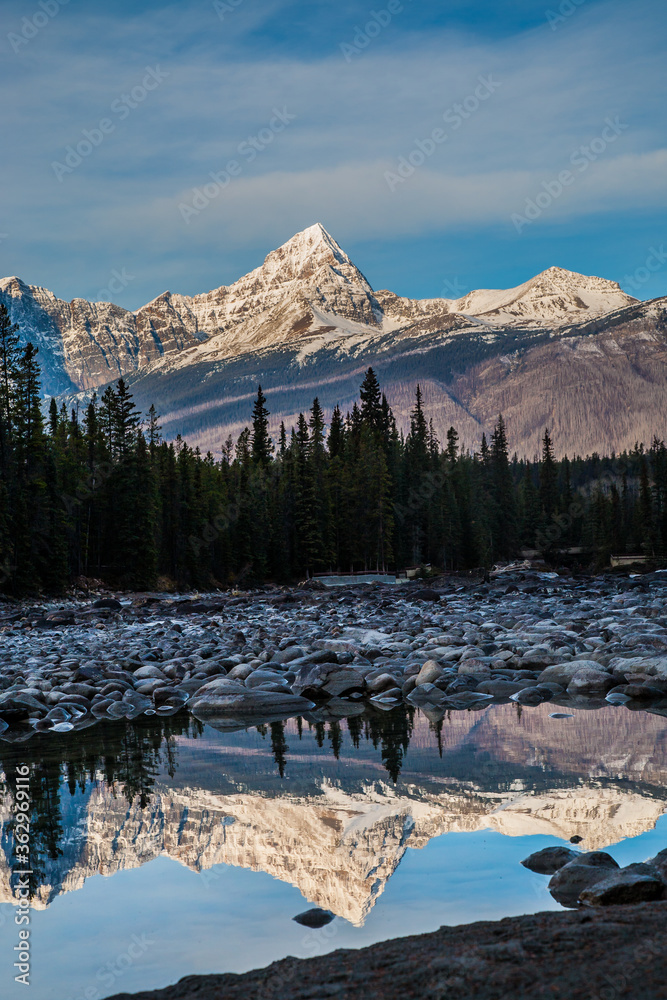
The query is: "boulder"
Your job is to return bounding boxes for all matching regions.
[245,670,291,690]
[548,852,620,907]
[510,687,547,706]
[190,689,315,717]
[191,678,247,696]
[446,690,494,709]
[0,693,48,718]
[538,661,610,688]
[366,672,401,694]
[415,660,443,686]
[92,598,123,610]
[458,659,491,676]
[410,589,441,602]
[477,679,527,698]
[521,846,579,875]
[406,683,446,706]
[292,663,364,699]
[609,655,667,681]
[132,665,167,681]
[292,908,335,928]
[566,667,615,696]
[579,864,665,906]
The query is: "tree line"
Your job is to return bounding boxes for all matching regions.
[0,303,665,594]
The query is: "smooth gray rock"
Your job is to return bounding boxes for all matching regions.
[292,663,364,699]
[292,908,335,928]
[521,846,579,875]
[415,661,443,685]
[579,864,665,906]
[566,667,615,696]
[190,690,315,716]
[549,852,621,907]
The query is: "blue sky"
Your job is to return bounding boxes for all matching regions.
[0,0,666,309]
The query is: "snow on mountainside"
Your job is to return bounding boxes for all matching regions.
[0,224,638,396]
[447,266,634,326]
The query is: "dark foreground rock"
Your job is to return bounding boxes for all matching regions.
[105,903,667,1000]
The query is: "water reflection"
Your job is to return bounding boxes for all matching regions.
[0,704,665,924]
[0,704,666,999]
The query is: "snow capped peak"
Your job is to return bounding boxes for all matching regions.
[530,264,627,295]
[0,276,29,294]
[256,223,358,283]
[446,264,636,326]
[0,227,647,399]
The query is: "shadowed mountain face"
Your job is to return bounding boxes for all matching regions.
[4,225,666,457]
[0,704,665,925]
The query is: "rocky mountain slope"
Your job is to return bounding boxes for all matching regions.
[3,224,666,456]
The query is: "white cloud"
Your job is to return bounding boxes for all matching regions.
[0,0,665,303]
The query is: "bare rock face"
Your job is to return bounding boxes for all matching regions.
[0,225,384,393]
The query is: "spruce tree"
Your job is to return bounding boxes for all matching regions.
[251,385,273,465]
[359,367,383,435]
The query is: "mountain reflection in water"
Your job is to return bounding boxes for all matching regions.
[0,703,666,927]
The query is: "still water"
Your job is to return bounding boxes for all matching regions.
[1,702,666,999]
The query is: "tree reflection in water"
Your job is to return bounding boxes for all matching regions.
[0,707,421,897]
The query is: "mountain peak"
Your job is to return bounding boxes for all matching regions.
[264,223,349,275]
[530,265,629,296]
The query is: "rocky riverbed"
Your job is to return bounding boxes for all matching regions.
[1,570,667,739]
[105,902,667,1000]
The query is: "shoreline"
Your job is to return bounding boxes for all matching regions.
[105,902,667,1000]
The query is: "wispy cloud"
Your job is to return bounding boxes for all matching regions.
[0,0,665,307]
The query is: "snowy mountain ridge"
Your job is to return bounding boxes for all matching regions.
[0,223,637,396]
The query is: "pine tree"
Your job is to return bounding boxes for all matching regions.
[146,404,162,456]
[489,415,518,560]
[251,385,273,465]
[359,367,383,435]
[0,304,20,465]
[327,405,344,459]
[540,429,558,524]
[113,379,140,459]
[446,427,459,467]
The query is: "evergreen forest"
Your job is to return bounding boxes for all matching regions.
[1,304,666,595]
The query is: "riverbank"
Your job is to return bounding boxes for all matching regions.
[1,569,667,739]
[106,901,667,1000]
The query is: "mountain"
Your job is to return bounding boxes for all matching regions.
[3,223,666,457]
